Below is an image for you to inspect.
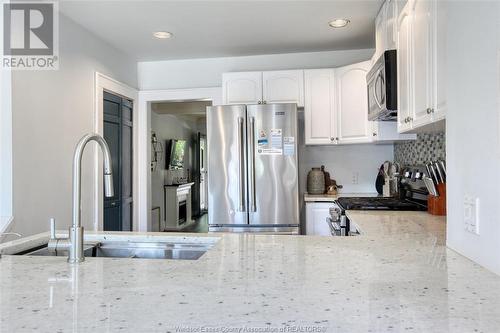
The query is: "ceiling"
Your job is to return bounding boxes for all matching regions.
[59,1,382,62]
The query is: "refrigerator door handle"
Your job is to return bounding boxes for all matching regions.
[237,117,246,212]
[249,117,256,212]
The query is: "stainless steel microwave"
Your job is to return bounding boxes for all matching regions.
[367,50,398,121]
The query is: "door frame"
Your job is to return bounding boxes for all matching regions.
[137,87,221,231]
[94,72,139,231]
[199,134,208,212]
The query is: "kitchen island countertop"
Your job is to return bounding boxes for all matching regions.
[1,211,500,332]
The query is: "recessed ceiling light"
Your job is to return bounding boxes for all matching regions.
[153,31,173,39]
[329,19,350,28]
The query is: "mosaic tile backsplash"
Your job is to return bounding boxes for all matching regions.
[394,132,445,165]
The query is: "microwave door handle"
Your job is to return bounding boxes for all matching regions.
[373,75,383,110]
[237,117,246,212]
[378,72,386,105]
[248,117,256,212]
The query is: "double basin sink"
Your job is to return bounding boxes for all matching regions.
[17,240,216,260]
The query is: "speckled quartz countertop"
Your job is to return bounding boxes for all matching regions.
[1,212,500,333]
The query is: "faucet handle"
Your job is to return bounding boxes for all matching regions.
[50,218,56,239]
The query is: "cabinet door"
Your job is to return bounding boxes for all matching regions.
[222,72,263,105]
[385,0,398,50]
[262,70,304,107]
[335,61,373,144]
[305,203,332,236]
[304,69,337,145]
[375,3,388,59]
[432,0,446,121]
[410,0,434,128]
[397,2,413,133]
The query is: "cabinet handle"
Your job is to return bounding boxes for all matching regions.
[336,137,339,141]
[426,108,432,114]
[330,137,334,141]
[263,101,267,104]
[373,132,377,137]
[258,101,262,105]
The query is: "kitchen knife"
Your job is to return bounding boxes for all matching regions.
[439,160,446,181]
[425,164,432,181]
[423,176,439,196]
[429,164,440,184]
[435,161,445,184]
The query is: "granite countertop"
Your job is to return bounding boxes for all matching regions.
[304,192,380,202]
[1,212,500,332]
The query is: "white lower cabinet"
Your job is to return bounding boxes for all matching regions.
[305,202,334,236]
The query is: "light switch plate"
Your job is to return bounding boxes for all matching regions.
[352,172,359,185]
[464,196,480,235]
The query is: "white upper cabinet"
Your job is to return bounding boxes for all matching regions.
[335,61,372,144]
[303,61,414,146]
[262,70,304,107]
[374,0,398,61]
[222,70,304,106]
[386,0,398,50]
[222,72,262,105]
[411,0,434,128]
[375,4,387,60]
[397,1,413,133]
[397,0,446,133]
[432,0,447,121]
[304,69,337,145]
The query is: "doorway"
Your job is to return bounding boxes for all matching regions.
[149,100,210,233]
[103,91,133,231]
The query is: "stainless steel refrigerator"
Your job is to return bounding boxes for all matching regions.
[207,103,299,234]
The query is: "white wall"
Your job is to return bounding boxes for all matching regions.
[298,115,394,194]
[138,49,374,90]
[446,2,500,275]
[150,112,197,229]
[0,68,12,224]
[10,15,138,237]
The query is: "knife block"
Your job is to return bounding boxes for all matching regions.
[428,183,446,216]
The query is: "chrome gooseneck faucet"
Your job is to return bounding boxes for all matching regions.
[49,133,114,263]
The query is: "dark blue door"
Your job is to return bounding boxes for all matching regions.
[103,91,133,231]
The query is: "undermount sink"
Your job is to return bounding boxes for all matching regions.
[17,241,214,260]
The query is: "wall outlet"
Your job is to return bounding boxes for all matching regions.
[464,196,480,235]
[351,172,359,185]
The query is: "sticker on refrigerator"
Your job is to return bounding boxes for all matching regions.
[257,128,282,155]
[283,136,295,156]
[270,129,283,149]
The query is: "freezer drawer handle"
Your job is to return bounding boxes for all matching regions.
[237,117,246,212]
[249,117,256,212]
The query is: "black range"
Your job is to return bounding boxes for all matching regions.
[336,197,427,211]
